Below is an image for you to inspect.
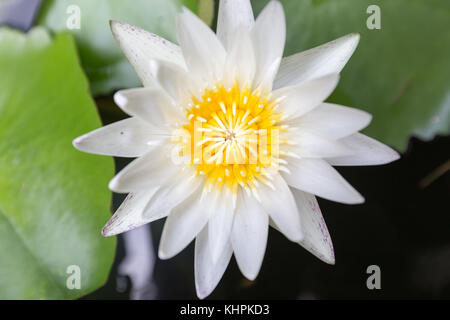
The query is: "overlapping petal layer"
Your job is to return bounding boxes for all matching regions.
[73,0,399,299]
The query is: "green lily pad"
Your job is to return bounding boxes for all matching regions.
[0,27,115,299]
[254,0,450,151]
[37,0,200,96]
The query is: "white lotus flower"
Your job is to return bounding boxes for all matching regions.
[73,0,399,299]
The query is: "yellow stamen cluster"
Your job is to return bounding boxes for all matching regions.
[177,83,287,196]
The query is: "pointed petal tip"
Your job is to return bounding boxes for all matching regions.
[325,249,336,265]
[315,187,365,205]
[316,72,340,87]
[109,19,123,33]
[195,285,210,300]
[179,5,195,18]
[391,150,401,162]
[72,136,82,149]
[101,218,120,238]
[319,72,341,98]
[101,225,112,238]
[243,272,258,282]
[351,194,365,205]
[339,32,360,50]
[319,247,336,265]
[108,177,123,194]
[316,253,335,265]
[267,0,284,11]
[196,292,207,300]
[307,247,336,265]
[383,145,401,164]
[113,91,127,108]
[158,247,173,260]
[363,110,373,127]
[72,134,90,153]
[331,72,341,82]
[109,20,123,44]
[157,250,166,260]
[345,32,360,54]
[109,19,131,30]
[349,32,360,41]
[158,228,177,260]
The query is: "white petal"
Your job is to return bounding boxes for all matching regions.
[207,190,235,263]
[285,103,372,139]
[109,144,178,193]
[251,0,285,93]
[231,192,268,280]
[114,87,182,127]
[273,74,340,119]
[73,117,157,158]
[258,172,303,242]
[223,26,256,90]
[158,187,211,259]
[176,8,226,84]
[216,0,254,49]
[327,133,400,166]
[283,158,365,204]
[110,20,186,87]
[142,169,203,220]
[195,226,233,299]
[153,58,199,106]
[102,189,158,237]
[291,188,335,264]
[282,130,353,159]
[274,33,360,89]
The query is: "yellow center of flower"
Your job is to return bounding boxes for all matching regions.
[176,83,287,195]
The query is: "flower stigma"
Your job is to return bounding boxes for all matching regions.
[173,82,290,198]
